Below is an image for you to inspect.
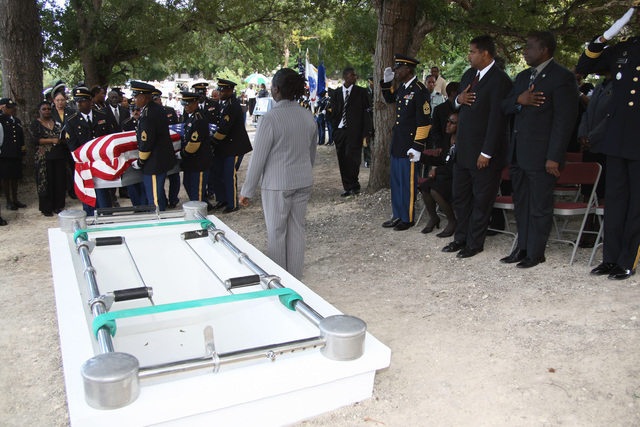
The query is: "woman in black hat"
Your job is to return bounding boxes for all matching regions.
[30,101,68,216]
[0,98,26,213]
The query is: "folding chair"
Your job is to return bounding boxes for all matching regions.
[549,162,602,265]
[553,152,584,200]
[588,205,605,267]
[415,149,440,226]
[489,166,518,252]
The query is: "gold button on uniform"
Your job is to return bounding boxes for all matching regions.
[632,90,636,95]
[635,78,639,82]
[637,66,640,71]
[630,102,634,106]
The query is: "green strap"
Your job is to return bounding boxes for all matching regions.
[93,288,302,338]
[74,219,214,242]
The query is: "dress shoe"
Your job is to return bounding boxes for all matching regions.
[5,203,18,211]
[393,221,414,231]
[364,162,370,168]
[350,189,360,195]
[42,211,54,217]
[420,218,440,234]
[54,208,63,214]
[213,201,228,210]
[0,216,7,226]
[607,265,636,280]
[167,202,177,209]
[590,262,616,276]
[222,206,239,214]
[382,218,401,228]
[516,257,546,269]
[340,190,351,197]
[500,249,527,264]
[14,201,26,208]
[457,246,483,258]
[442,240,465,253]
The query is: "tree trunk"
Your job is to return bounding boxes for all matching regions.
[0,0,43,176]
[368,0,418,191]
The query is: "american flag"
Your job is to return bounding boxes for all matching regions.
[72,123,217,206]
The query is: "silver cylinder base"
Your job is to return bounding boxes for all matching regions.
[81,352,140,409]
[58,209,87,233]
[319,315,367,361]
[183,201,208,220]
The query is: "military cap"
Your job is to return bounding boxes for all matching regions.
[0,98,17,108]
[393,54,420,70]
[180,91,200,106]
[52,80,66,97]
[43,87,53,97]
[72,87,92,101]
[152,88,163,98]
[130,81,156,95]
[191,81,209,93]
[367,75,374,82]
[216,79,237,91]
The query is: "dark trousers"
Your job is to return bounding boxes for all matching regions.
[390,156,417,223]
[143,172,168,211]
[510,165,557,259]
[166,172,180,205]
[127,182,147,206]
[83,188,112,216]
[211,155,243,209]
[603,156,640,270]
[327,122,334,144]
[183,170,210,202]
[452,162,502,249]
[333,128,362,192]
[316,114,326,145]
[38,158,67,214]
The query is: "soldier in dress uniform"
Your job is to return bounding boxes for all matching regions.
[576,2,640,280]
[380,54,432,230]
[153,88,180,208]
[129,81,177,211]
[191,82,218,125]
[65,86,119,214]
[179,92,215,203]
[121,105,141,131]
[210,79,252,213]
[0,98,27,223]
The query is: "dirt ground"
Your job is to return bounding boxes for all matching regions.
[1,132,639,426]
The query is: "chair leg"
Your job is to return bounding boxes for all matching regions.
[588,217,604,267]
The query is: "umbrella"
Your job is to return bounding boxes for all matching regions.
[244,73,268,85]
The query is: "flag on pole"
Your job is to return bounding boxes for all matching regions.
[305,48,318,104]
[317,60,326,95]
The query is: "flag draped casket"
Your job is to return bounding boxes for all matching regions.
[72,124,216,206]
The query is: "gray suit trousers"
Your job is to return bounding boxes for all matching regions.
[261,186,313,279]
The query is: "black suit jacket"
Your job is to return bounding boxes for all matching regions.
[65,109,118,152]
[456,65,513,170]
[502,59,579,170]
[104,104,131,128]
[328,84,372,142]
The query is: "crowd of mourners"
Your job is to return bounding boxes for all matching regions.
[0,7,638,281]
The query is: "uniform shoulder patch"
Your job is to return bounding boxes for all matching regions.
[191,131,199,141]
[423,101,431,116]
[621,36,630,42]
[67,112,77,120]
[141,130,147,141]
[416,81,426,89]
[224,115,229,122]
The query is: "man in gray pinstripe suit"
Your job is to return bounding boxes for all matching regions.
[239,69,318,279]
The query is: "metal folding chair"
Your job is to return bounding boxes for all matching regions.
[489,166,518,252]
[415,149,440,226]
[588,205,605,267]
[549,162,602,265]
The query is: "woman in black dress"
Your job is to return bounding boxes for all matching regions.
[418,111,459,237]
[51,84,77,199]
[30,101,68,216]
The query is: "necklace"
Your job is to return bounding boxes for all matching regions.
[39,118,54,130]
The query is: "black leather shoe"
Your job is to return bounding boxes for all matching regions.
[42,211,54,217]
[457,246,483,258]
[516,257,546,268]
[607,265,636,280]
[222,206,239,214]
[590,262,616,276]
[14,201,26,208]
[5,203,18,211]
[442,241,465,253]
[0,216,6,226]
[420,218,440,234]
[393,221,414,231]
[167,203,177,209]
[382,218,401,228]
[340,190,351,197]
[213,201,228,210]
[350,189,360,195]
[500,249,527,264]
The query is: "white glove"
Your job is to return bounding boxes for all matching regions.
[383,67,394,83]
[407,148,421,162]
[131,160,141,170]
[603,7,635,40]
[175,151,182,160]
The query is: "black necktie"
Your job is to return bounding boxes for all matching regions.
[341,90,350,127]
[86,115,92,126]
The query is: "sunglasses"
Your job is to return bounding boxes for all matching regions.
[41,107,52,110]
[447,119,458,124]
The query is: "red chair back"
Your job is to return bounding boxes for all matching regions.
[565,152,583,163]
[556,162,600,186]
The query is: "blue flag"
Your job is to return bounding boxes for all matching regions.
[317,61,326,95]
